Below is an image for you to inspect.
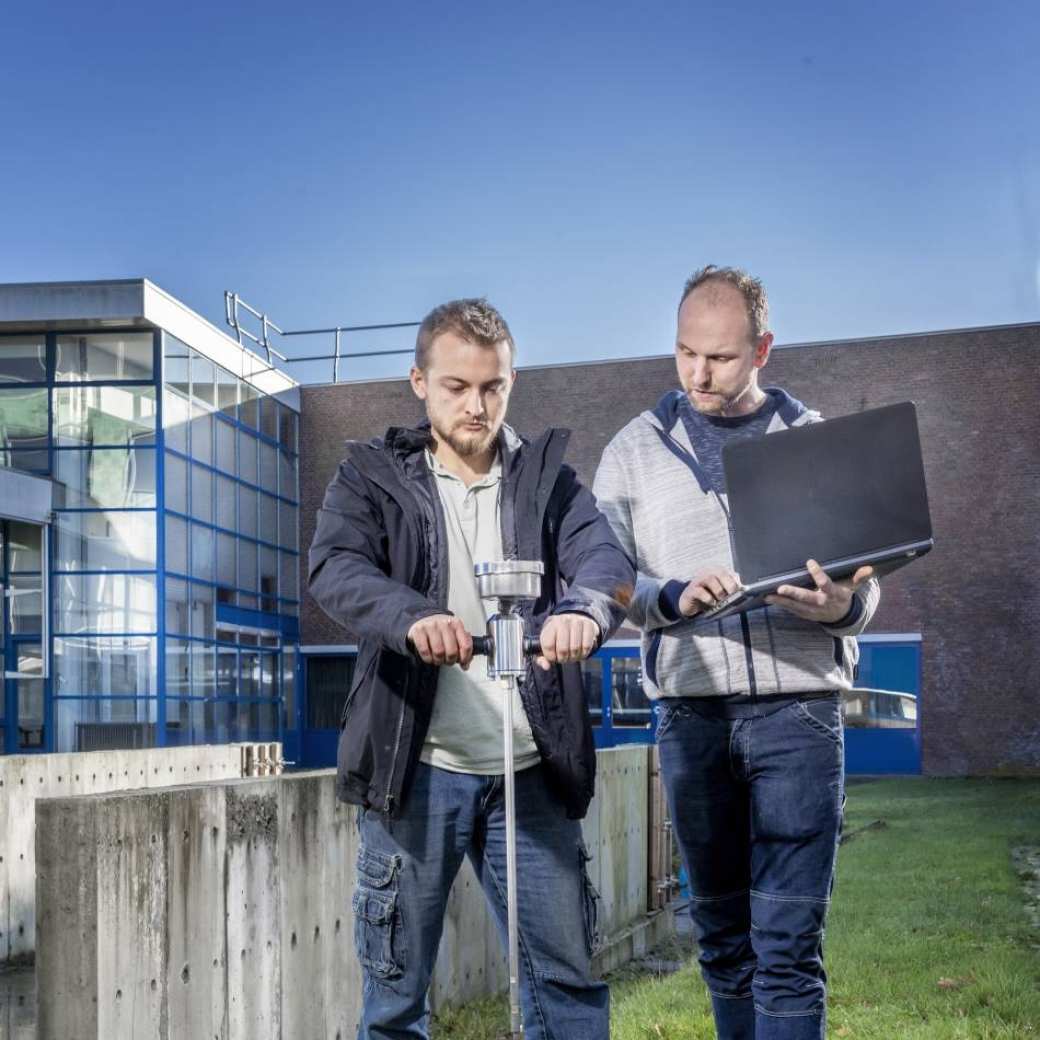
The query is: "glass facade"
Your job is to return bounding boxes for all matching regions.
[0,325,300,754]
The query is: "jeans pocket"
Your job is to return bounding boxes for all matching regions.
[655,701,692,741]
[578,840,603,957]
[791,697,843,746]
[353,845,404,979]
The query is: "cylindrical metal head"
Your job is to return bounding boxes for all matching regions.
[473,559,544,602]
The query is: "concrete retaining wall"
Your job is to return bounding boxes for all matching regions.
[1,744,273,966]
[36,747,671,1039]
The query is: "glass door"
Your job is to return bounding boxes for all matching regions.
[2,520,49,753]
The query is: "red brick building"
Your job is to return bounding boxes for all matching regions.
[299,321,1040,777]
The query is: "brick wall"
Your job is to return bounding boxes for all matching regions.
[299,323,1040,776]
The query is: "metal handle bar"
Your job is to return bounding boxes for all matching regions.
[472,635,540,658]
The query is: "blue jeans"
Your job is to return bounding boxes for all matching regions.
[353,761,608,1040]
[657,694,845,1040]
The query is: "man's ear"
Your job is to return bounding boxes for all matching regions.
[410,365,428,400]
[753,333,773,370]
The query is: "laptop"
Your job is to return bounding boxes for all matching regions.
[693,401,933,625]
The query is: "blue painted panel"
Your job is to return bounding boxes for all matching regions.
[301,728,339,768]
[845,728,920,775]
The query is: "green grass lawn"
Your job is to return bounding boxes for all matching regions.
[432,778,1040,1039]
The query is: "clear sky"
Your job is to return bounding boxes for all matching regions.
[2,0,1038,383]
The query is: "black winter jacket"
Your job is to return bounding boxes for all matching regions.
[307,421,635,819]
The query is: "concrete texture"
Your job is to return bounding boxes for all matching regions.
[298,322,1040,776]
[0,744,276,967]
[36,747,663,1039]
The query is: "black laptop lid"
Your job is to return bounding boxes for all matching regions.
[721,401,932,583]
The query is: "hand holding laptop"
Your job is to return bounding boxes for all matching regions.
[765,558,875,624]
[678,568,743,617]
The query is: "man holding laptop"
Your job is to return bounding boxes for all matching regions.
[593,266,881,1039]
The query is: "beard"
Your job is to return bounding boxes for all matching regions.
[436,419,497,458]
[686,378,756,417]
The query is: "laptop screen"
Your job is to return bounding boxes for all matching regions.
[721,402,933,584]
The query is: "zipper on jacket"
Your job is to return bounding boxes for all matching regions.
[739,613,758,698]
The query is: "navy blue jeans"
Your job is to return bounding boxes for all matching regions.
[657,694,845,1040]
[353,761,608,1040]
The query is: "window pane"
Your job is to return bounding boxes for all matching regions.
[166,637,191,696]
[282,647,296,726]
[240,650,260,697]
[53,385,157,448]
[259,441,278,493]
[164,336,190,395]
[582,658,603,720]
[56,332,153,381]
[216,532,236,598]
[53,636,157,696]
[190,522,215,581]
[611,658,651,725]
[6,449,49,473]
[54,697,158,753]
[280,551,298,602]
[55,573,155,634]
[279,451,296,502]
[0,387,49,457]
[0,335,48,383]
[306,655,356,729]
[190,578,214,638]
[190,407,212,467]
[239,486,257,538]
[214,645,237,697]
[215,473,235,530]
[278,408,297,454]
[54,447,156,508]
[191,353,216,410]
[165,514,188,573]
[166,577,189,635]
[239,539,257,593]
[192,642,216,698]
[259,652,277,700]
[259,493,277,545]
[239,381,259,429]
[216,365,237,417]
[164,451,188,512]
[8,520,42,571]
[279,500,297,551]
[260,546,278,612]
[260,397,278,441]
[10,574,43,633]
[239,429,257,485]
[191,464,213,523]
[15,644,45,749]
[163,389,190,453]
[54,509,157,571]
[215,418,235,474]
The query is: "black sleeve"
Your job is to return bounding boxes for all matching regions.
[307,460,444,655]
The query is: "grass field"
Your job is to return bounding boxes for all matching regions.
[432,778,1040,1039]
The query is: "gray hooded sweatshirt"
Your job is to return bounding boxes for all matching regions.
[592,388,880,699]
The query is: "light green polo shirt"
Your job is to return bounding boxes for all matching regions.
[420,449,540,774]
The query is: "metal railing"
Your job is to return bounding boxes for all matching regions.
[225,290,418,383]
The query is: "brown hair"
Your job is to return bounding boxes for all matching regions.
[678,265,770,342]
[414,298,515,370]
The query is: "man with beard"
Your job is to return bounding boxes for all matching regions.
[593,266,879,1040]
[309,298,633,1040]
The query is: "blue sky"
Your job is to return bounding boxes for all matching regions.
[1,0,1037,382]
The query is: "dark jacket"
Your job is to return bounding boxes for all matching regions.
[308,421,635,820]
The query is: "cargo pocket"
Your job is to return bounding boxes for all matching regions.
[578,840,603,957]
[353,845,405,979]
